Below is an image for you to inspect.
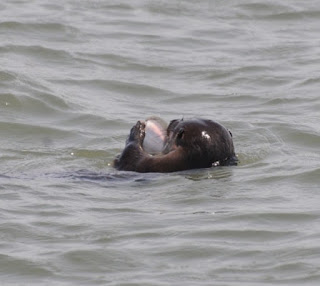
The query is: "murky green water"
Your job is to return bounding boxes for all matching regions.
[1,0,320,285]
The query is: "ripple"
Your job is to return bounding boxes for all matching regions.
[1,0,320,285]
[0,254,53,278]
[264,9,320,21]
[0,70,16,82]
[0,44,74,63]
[237,2,293,17]
[0,92,70,116]
[0,21,78,34]
[52,78,175,98]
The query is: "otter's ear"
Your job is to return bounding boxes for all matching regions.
[177,128,185,139]
[176,128,185,146]
[176,128,184,146]
[167,119,180,135]
[228,129,233,137]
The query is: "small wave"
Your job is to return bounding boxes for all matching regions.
[52,78,175,98]
[0,44,75,63]
[0,21,77,33]
[0,70,16,82]
[0,253,53,278]
[0,92,70,116]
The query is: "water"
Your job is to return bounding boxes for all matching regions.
[1,0,320,285]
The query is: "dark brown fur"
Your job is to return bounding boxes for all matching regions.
[114,118,237,173]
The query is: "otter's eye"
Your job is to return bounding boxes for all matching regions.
[177,128,184,139]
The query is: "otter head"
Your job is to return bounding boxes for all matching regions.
[162,118,235,168]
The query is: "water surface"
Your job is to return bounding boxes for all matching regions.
[1,0,320,285]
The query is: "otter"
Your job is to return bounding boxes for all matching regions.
[114,117,237,173]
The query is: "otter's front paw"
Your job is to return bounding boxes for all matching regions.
[127,121,145,145]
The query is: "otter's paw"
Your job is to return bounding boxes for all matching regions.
[128,121,145,145]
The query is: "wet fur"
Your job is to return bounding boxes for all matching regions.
[114,119,237,173]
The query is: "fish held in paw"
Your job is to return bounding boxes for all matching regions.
[114,117,237,173]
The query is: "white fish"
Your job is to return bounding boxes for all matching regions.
[142,116,168,155]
